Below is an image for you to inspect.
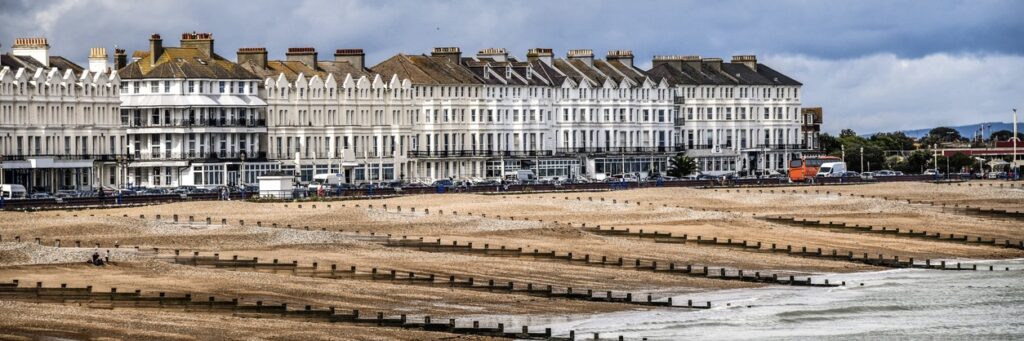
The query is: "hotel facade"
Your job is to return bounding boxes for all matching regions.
[2,32,817,190]
[0,38,124,192]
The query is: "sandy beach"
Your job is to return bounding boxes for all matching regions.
[1,181,1022,340]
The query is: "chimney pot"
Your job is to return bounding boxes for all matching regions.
[286,47,318,68]
[237,47,268,69]
[334,48,365,69]
[567,49,594,66]
[431,47,462,64]
[180,32,214,57]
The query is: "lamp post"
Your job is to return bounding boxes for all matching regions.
[239,151,247,199]
[859,147,864,173]
[1014,108,1019,179]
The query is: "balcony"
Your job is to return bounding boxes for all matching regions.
[554,146,686,155]
[1,154,126,162]
[126,118,267,128]
[406,150,556,158]
[744,144,809,151]
[130,151,267,162]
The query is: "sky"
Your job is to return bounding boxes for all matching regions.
[1,0,1022,134]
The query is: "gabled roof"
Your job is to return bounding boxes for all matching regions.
[371,54,481,85]
[118,47,257,79]
[0,54,84,76]
[241,59,373,83]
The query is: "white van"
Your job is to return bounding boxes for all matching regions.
[308,173,344,191]
[1,184,28,199]
[817,162,848,177]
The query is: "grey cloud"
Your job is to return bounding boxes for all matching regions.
[1,0,1020,134]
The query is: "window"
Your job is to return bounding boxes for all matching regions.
[163,81,170,93]
[150,81,158,93]
[219,81,226,93]
[188,81,195,93]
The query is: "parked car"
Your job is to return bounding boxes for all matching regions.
[874,170,897,177]
[860,172,875,180]
[923,169,943,176]
[842,171,860,177]
[987,172,1007,179]
[29,192,54,199]
[54,190,78,198]
[431,179,454,188]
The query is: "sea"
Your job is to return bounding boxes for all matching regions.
[504,258,1024,340]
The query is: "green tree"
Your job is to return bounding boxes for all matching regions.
[990,130,1024,142]
[667,155,697,177]
[920,126,964,146]
[937,152,975,174]
[818,133,841,155]
[839,129,858,138]
[895,150,931,174]
[870,132,916,151]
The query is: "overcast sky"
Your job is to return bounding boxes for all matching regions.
[2,0,1022,134]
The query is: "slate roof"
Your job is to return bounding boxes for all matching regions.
[647,59,802,86]
[118,47,257,80]
[241,59,374,83]
[371,54,481,85]
[0,54,84,75]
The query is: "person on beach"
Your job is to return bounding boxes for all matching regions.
[91,251,100,265]
[105,250,111,263]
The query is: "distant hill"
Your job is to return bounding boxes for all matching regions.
[887,122,1020,139]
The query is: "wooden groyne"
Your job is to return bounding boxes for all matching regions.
[759,216,1024,251]
[169,252,710,309]
[384,237,843,287]
[0,279,570,340]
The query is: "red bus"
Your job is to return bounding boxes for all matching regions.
[789,156,841,182]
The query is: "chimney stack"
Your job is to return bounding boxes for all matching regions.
[286,47,318,69]
[180,32,214,57]
[526,48,553,65]
[237,47,268,69]
[89,47,108,73]
[731,55,758,71]
[477,48,508,62]
[652,55,684,71]
[431,47,462,64]
[334,49,365,69]
[12,37,50,67]
[114,48,127,70]
[149,34,163,66]
[567,49,594,66]
[702,58,723,73]
[606,50,634,67]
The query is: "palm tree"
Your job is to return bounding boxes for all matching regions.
[667,155,697,177]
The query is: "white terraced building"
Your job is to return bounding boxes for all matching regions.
[117,33,273,188]
[107,32,817,187]
[0,38,125,192]
[648,55,807,175]
[239,47,413,184]
[370,47,679,182]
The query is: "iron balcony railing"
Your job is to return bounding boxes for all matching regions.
[126,118,267,128]
[1,154,129,162]
[130,151,267,161]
